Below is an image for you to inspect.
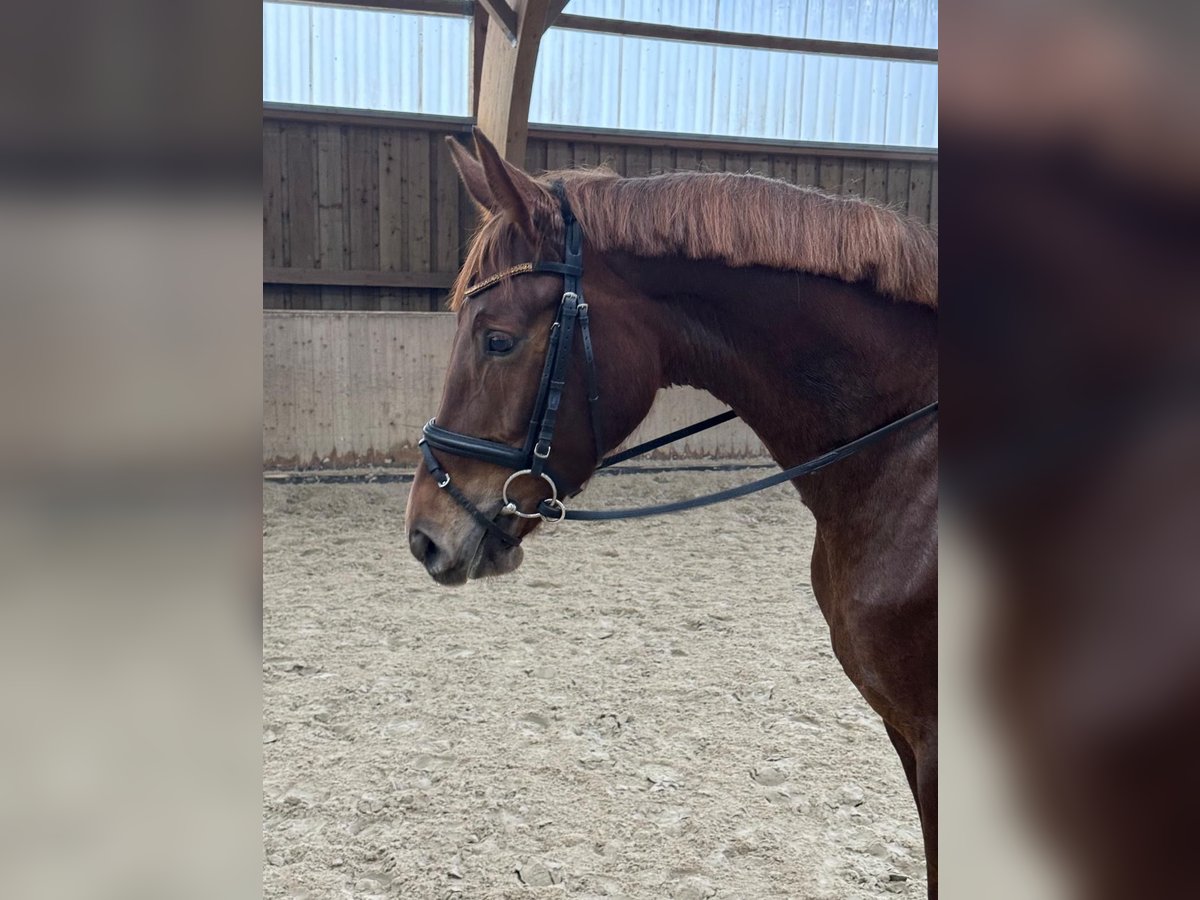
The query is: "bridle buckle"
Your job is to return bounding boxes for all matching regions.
[533,440,552,460]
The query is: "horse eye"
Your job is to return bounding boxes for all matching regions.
[486,332,515,355]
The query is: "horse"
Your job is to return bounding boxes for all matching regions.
[405,128,939,895]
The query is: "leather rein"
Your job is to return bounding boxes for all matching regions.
[419,182,939,547]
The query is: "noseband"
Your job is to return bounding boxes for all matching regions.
[420,183,600,547]
[420,181,939,548]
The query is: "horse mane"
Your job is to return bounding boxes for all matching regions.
[451,167,937,309]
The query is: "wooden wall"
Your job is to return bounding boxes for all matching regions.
[263,108,937,465]
[264,311,762,468]
[263,108,938,312]
[263,118,471,311]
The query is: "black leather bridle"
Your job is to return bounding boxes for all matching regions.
[420,182,598,547]
[420,181,939,547]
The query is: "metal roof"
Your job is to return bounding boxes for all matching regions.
[263,0,938,148]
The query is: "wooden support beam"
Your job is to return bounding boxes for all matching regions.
[264,268,456,290]
[263,103,473,131]
[553,14,938,64]
[472,3,488,115]
[528,122,938,163]
[476,0,518,43]
[476,0,553,164]
[261,102,938,162]
[544,0,570,29]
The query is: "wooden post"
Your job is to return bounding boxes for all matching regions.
[545,0,570,27]
[471,4,488,116]
[475,0,553,164]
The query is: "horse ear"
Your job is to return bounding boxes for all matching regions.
[445,136,494,212]
[472,127,542,242]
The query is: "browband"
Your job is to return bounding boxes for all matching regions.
[462,261,583,298]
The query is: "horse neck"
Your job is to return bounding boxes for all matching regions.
[607,253,938,526]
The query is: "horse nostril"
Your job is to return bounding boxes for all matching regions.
[408,527,441,569]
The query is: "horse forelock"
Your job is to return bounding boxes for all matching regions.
[449,193,566,311]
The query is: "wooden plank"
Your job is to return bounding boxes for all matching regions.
[414,290,436,313]
[283,123,318,270]
[263,122,285,269]
[264,268,456,289]
[723,151,749,174]
[864,159,888,205]
[432,134,462,292]
[265,103,474,134]
[546,139,571,172]
[277,124,293,308]
[907,161,933,224]
[553,14,938,63]
[524,137,548,173]
[403,129,436,314]
[748,153,771,177]
[290,285,323,311]
[700,149,722,173]
[842,159,866,197]
[458,177,478,264]
[674,148,700,171]
[886,160,911,213]
[601,144,626,175]
[795,155,817,187]
[381,288,437,312]
[529,121,938,162]
[379,130,408,273]
[347,127,381,309]
[572,142,601,168]
[375,289,413,312]
[472,4,487,115]
[315,124,348,309]
[650,146,674,174]
[405,130,432,312]
[929,167,938,229]
[263,104,937,163]
[770,154,796,183]
[818,158,843,194]
[263,285,291,310]
[379,290,403,312]
[625,145,651,178]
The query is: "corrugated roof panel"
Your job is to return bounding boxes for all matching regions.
[262,1,937,148]
[263,2,470,116]
[530,29,937,147]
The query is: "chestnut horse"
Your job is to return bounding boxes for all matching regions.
[405,129,939,894]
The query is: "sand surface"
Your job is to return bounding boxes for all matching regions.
[263,468,926,899]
